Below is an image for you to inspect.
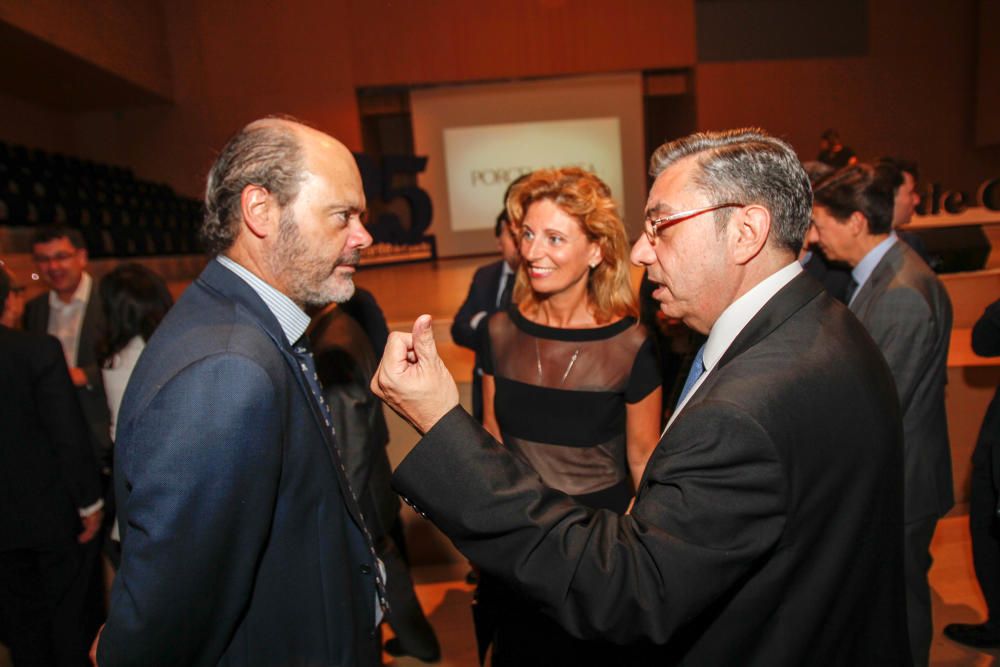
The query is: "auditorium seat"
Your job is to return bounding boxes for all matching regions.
[0,141,203,257]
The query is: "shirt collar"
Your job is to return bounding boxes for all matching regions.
[851,232,897,296]
[702,261,804,374]
[216,254,311,345]
[49,272,91,311]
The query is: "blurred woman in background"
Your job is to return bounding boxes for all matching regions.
[97,263,173,441]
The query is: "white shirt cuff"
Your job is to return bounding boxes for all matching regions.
[79,498,105,517]
[470,311,488,330]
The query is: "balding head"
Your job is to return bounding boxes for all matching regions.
[202,117,354,256]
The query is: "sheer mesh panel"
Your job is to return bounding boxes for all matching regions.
[487,310,650,500]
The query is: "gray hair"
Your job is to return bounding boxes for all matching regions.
[649,128,812,254]
[202,120,306,256]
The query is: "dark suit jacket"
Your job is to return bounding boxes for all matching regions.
[849,240,954,522]
[0,326,102,550]
[897,229,933,267]
[802,249,852,303]
[24,279,113,468]
[451,259,508,421]
[337,287,390,362]
[969,299,1000,510]
[98,260,379,667]
[310,305,397,539]
[394,273,910,665]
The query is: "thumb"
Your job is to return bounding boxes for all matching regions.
[411,314,438,361]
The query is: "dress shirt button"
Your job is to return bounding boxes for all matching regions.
[360,564,372,575]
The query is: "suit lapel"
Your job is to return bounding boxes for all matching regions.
[848,241,904,318]
[716,272,825,371]
[197,261,370,530]
[77,277,104,366]
[25,295,49,334]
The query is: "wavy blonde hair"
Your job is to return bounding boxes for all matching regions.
[506,167,637,323]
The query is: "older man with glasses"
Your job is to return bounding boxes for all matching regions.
[374,128,911,665]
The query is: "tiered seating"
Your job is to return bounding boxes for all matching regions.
[0,140,203,258]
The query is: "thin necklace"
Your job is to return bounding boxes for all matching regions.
[535,338,581,385]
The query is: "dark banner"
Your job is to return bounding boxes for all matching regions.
[354,153,436,266]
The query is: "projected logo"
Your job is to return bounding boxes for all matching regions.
[443,117,624,232]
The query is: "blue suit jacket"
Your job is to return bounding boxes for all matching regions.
[99,260,379,666]
[451,259,507,421]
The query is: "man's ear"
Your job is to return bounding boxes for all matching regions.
[847,210,869,237]
[241,184,277,239]
[731,205,770,265]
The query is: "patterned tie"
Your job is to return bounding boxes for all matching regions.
[292,338,389,620]
[677,344,706,405]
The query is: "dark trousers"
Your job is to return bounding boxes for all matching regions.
[904,516,938,667]
[969,433,1000,625]
[0,543,90,667]
[380,519,438,656]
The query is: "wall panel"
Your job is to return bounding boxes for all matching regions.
[0,0,172,99]
[350,0,696,86]
[695,0,1000,193]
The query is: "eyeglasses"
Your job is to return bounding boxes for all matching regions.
[643,203,743,245]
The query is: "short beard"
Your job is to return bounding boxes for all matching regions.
[269,208,359,307]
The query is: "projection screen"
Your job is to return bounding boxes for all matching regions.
[411,73,646,258]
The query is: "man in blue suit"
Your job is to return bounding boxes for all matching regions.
[451,210,520,421]
[94,118,384,666]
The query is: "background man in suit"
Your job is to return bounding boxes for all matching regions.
[811,164,953,666]
[374,129,909,664]
[25,227,111,642]
[799,161,852,303]
[1,262,103,666]
[95,118,384,666]
[24,227,112,473]
[310,296,440,663]
[451,209,520,421]
[875,157,932,265]
[944,298,1000,648]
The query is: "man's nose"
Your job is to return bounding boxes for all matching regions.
[350,218,373,249]
[805,226,819,246]
[630,234,654,266]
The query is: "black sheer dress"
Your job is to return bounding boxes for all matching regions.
[476,307,661,665]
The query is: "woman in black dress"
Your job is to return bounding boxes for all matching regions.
[478,167,662,665]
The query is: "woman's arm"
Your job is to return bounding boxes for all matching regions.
[626,388,662,490]
[481,373,503,442]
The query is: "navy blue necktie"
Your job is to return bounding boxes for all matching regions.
[845,277,859,304]
[292,339,388,618]
[677,344,706,405]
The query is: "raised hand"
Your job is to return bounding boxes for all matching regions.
[371,314,460,434]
